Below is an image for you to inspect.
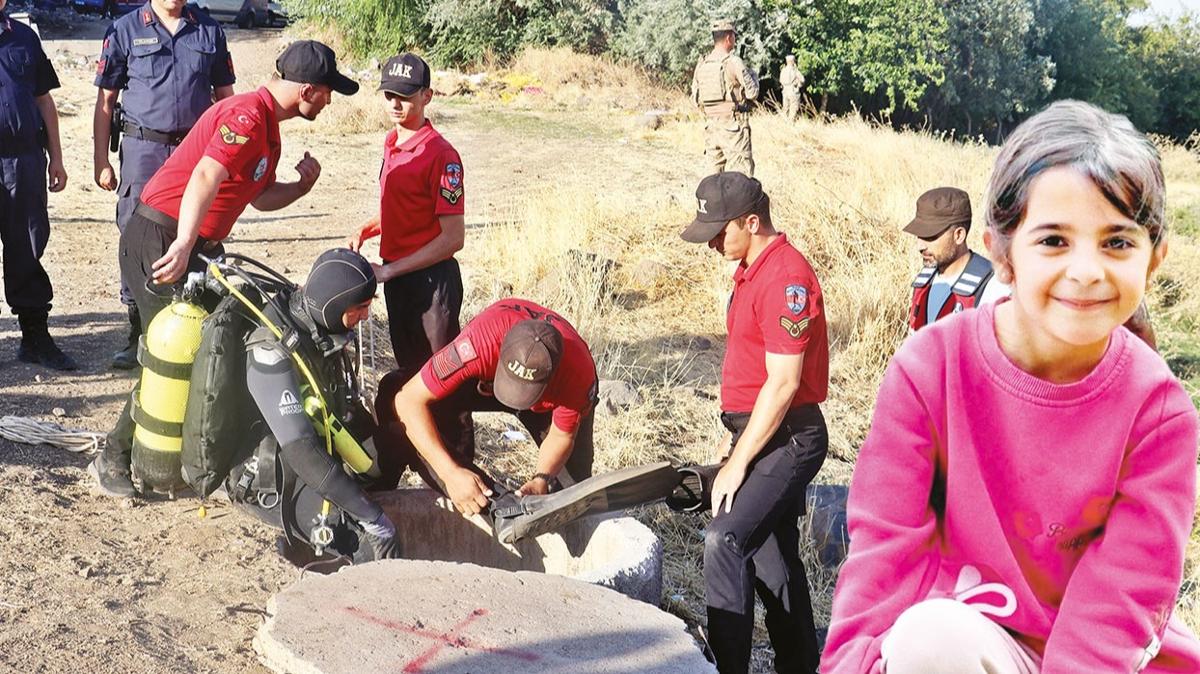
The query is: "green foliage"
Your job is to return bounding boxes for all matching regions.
[426,0,618,65]
[612,0,783,86]
[766,0,948,114]
[287,0,1200,139]
[1137,16,1200,141]
[282,0,427,59]
[924,0,1054,139]
[1035,0,1158,130]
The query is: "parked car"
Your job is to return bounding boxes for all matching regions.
[194,0,287,28]
[69,0,139,16]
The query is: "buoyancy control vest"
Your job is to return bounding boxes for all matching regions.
[908,251,995,331]
[181,263,376,500]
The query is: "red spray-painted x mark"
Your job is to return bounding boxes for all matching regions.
[341,605,540,673]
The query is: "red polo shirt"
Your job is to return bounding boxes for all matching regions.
[379,121,465,262]
[721,233,828,413]
[140,86,281,241]
[420,299,597,433]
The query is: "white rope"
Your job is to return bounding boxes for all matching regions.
[0,415,105,454]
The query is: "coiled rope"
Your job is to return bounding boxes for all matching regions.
[0,415,105,454]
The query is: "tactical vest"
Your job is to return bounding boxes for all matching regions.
[696,53,733,106]
[908,252,994,331]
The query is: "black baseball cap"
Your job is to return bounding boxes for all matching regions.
[494,320,563,410]
[680,172,768,243]
[378,53,431,97]
[276,40,359,96]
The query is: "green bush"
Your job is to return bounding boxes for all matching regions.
[613,0,781,87]
[426,0,618,66]
[283,0,428,60]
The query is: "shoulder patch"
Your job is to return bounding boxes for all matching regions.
[219,124,248,145]
[432,337,476,380]
[785,284,807,315]
[779,315,809,339]
[439,162,463,205]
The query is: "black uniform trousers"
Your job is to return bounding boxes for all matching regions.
[0,149,53,314]
[104,205,222,464]
[374,370,595,494]
[705,404,827,674]
[382,257,473,456]
[115,137,176,306]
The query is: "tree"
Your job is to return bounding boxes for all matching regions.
[283,0,428,60]
[766,0,949,114]
[1137,15,1200,141]
[924,0,1054,139]
[613,0,782,87]
[1034,0,1158,131]
[426,0,619,65]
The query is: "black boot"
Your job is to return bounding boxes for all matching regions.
[110,305,141,370]
[17,310,78,371]
[90,395,137,498]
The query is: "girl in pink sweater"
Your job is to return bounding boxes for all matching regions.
[821,100,1200,674]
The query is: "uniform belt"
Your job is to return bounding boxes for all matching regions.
[720,404,821,434]
[122,121,189,146]
[134,202,220,253]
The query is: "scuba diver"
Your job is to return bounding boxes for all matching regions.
[223,248,401,562]
[91,247,402,563]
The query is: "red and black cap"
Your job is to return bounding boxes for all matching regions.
[494,319,563,410]
[378,53,431,97]
[276,40,359,96]
[680,171,768,243]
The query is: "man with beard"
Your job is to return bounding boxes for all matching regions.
[904,187,1007,332]
[90,39,358,498]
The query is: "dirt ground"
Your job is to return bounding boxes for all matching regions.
[0,16,695,673]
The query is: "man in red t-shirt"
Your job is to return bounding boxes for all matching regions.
[680,172,829,674]
[347,52,472,460]
[376,299,598,517]
[91,40,359,499]
[347,53,466,374]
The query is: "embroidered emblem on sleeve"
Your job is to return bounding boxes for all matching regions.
[439,162,464,205]
[779,315,809,339]
[432,337,478,380]
[785,284,807,315]
[219,124,248,145]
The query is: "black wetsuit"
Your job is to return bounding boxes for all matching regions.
[227,292,392,555]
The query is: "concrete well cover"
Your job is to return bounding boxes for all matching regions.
[373,488,663,604]
[255,559,716,674]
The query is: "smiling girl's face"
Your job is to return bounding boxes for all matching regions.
[993,165,1165,356]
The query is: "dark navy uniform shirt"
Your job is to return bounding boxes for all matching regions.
[0,12,59,154]
[94,2,235,133]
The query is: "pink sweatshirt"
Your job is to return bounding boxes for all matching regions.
[822,301,1200,674]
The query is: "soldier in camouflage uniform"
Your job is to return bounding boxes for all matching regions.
[779,54,804,122]
[691,19,759,176]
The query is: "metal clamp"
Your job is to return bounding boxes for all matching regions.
[309,513,335,556]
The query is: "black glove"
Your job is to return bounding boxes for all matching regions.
[358,512,402,560]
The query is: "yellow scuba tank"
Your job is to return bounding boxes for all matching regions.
[131,279,209,494]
